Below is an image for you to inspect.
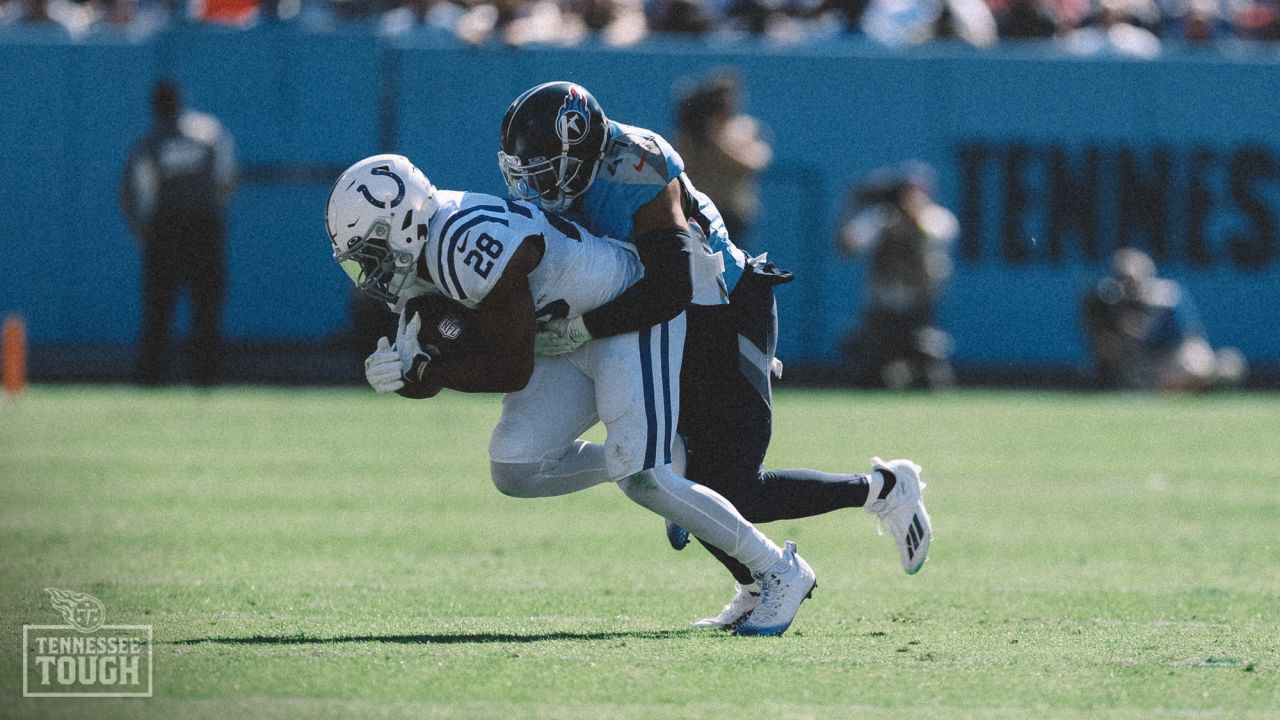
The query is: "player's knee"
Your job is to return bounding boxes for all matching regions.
[489,461,542,498]
[618,465,684,506]
[618,469,673,512]
[617,468,656,497]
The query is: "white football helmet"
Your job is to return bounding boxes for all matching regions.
[326,154,439,304]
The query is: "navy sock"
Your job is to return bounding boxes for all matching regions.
[748,469,873,522]
[698,539,756,585]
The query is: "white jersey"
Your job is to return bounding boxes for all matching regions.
[425,190,642,320]
[420,192,679,481]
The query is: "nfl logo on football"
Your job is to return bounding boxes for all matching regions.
[23,588,153,698]
[437,316,462,340]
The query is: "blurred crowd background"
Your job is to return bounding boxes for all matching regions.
[8,0,1280,52]
[2,8,1278,392]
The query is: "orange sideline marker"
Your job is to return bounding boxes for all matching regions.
[2,314,27,397]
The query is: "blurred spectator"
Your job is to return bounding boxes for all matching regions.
[86,0,173,35]
[836,162,957,389]
[803,0,872,32]
[453,0,503,42]
[723,0,778,33]
[859,0,997,46]
[99,0,137,26]
[502,0,587,44]
[392,0,598,46]
[674,72,772,251]
[187,0,303,25]
[1167,0,1227,41]
[649,0,714,33]
[378,0,466,36]
[1059,0,1162,56]
[990,0,1090,36]
[994,0,1058,38]
[121,79,237,386]
[1081,248,1246,392]
[565,0,647,44]
[1230,0,1280,39]
[714,0,843,39]
[20,0,1280,44]
[5,0,92,37]
[189,0,259,24]
[14,0,1280,44]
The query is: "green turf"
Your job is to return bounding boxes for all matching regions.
[0,386,1277,719]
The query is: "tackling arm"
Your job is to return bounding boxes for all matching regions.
[577,179,694,339]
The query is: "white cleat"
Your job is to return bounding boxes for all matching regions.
[692,582,760,630]
[733,541,817,637]
[867,457,932,574]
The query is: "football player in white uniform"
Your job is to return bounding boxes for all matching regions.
[325,154,816,636]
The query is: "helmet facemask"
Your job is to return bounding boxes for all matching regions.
[334,217,418,304]
[498,148,601,213]
[327,154,440,306]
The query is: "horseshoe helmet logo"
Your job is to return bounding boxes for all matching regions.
[555,86,591,146]
[356,164,405,209]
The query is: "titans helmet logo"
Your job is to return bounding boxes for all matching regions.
[45,588,105,633]
[555,87,591,146]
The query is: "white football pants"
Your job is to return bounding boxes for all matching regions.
[488,315,786,575]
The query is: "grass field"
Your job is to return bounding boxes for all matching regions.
[0,385,1277,719]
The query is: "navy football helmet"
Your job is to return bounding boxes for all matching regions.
[498,81,609,213]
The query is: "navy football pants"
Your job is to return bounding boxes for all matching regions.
[680,267,871,585]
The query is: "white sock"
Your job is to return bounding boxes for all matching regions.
[617,464,786,575]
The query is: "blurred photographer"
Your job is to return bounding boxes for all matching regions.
[836,162,956,389]
[1082,248,1246,392]
[674,72,772,252]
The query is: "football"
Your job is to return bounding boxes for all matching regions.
[404,293,484,361]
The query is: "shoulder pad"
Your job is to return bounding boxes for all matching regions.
[601,129,681,186]
[429,201,526,305]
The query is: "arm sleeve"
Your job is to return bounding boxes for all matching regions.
[395,378,442,400]
[580,226,694,339]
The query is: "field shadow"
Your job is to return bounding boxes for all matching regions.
[172,629,693,646]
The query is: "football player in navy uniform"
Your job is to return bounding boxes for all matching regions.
[498,82,933,628]
[327,154,816,636]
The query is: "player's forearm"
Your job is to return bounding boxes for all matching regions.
[582,279,687,339]
[395,381,442,400]
[424,353,533,394]
[581,226,693,339]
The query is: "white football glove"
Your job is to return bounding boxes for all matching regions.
[534,316,592,356]
[395,312,433,383]
[364,336,405,393]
